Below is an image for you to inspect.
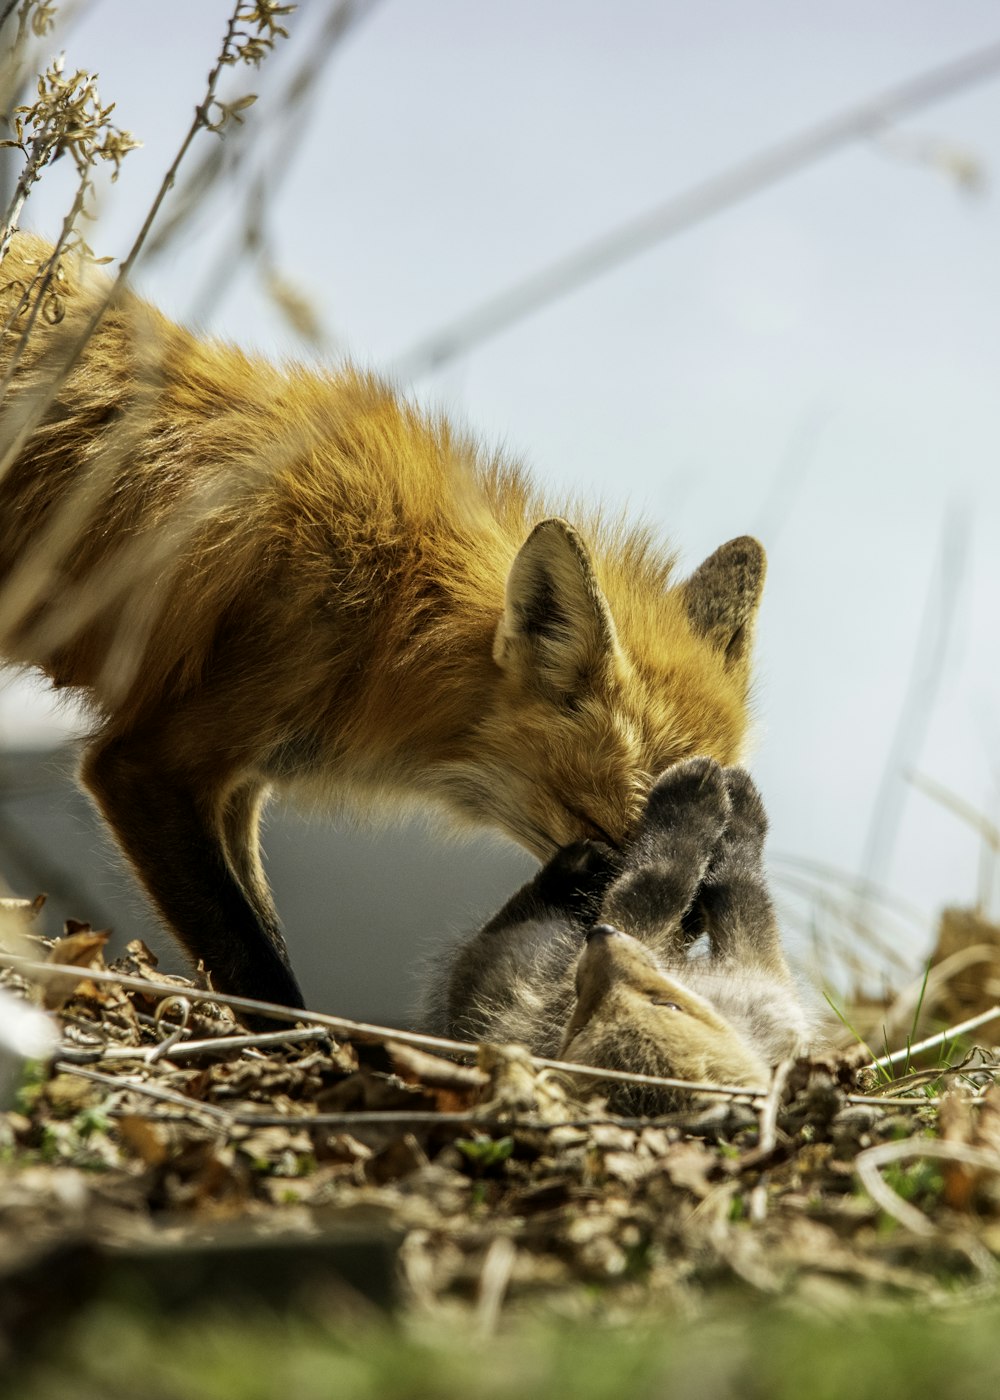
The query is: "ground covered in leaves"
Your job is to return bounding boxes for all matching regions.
[2,924,1000,1396]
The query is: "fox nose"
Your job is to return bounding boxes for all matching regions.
[586,923,622,942]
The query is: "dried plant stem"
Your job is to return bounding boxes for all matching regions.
[0,0,273,489]
[855,1138,1000,1240]
[747,1057,794,1222]
[186,0,383,316]
[0,951,769,1101]
[757,1058,793,1157]
[0,125,47,264]
[114,4,244,292]
[57,1059,232,1124]
[475,1237,517,1337]
[0,164,90,385]
[59,1024,332,1064]
[867,1006,1000,1074]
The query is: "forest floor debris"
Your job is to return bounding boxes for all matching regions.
[2,919,1000,1388]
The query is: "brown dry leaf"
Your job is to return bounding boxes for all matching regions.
[52,923,109,964]
[366,1134,431,1187]
[661,1140,718,1199]
[939,1089,981,1210]
[163,1139,251,1212]
[112,939,161,978]
[510,1176,580,1215]
[385,1041,489,1111]
[601,1151,656,1186]
[44,1073,102,1115]
[317,1133,372,1167]
[40,926,110,1010]
[237,1125,314,1169]
[118,1114,170,1167]
[478,1043,573,1121]
[207,1055,324,1104]
[318,1069,436,1115]
[590,1124,637,1153]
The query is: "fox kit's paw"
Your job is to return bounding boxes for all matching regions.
[631,755,731,863]
[533,839,623,916]
[707,767,768,875]
[599,758,730,938]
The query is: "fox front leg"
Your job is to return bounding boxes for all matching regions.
[600,755,730,946]
[82,733,305,1015]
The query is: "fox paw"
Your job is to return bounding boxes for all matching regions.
[533,838,623,913]
[600,758,730,937]
[633,755,731,861]
[708,767,768,873]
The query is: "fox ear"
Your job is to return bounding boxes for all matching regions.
[494,518,619,696]
[682,536,765,668]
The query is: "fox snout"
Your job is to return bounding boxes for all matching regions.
[561,923,772,1094]
[580,922,662,969]
[570,924,694,1028]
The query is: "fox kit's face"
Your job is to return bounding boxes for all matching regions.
[560,925,770,1096]
[455,520,766,858]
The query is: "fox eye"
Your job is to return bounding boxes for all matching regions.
[650,997,682,1011]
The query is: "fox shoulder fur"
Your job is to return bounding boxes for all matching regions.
[0,234,767,1011]
[426,759,816,1111]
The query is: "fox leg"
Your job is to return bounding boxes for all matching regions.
[696,767,790,978]
[220,779,278,928]
[600,755,730,944]
[480,839,622,936]
[81,733,305,1012]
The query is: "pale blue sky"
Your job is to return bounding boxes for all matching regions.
[4,0,1000,980]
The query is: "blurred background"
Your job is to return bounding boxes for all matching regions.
[1,0,999,1024]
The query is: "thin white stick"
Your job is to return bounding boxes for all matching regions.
[855,1138,1000,1239]
[866,1006,1000,1073]
[0,952,769,1101]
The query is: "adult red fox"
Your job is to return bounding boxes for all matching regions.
[0,233,766,1011]
[428,759,814,1111]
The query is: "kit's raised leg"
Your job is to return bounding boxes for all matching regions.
[600,755,730,946]
[695,767,790,978]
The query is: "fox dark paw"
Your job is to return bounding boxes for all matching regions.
[705,767,768,876]
[599,757,732,938]
[630,755,731,862]
[533,838,623,916]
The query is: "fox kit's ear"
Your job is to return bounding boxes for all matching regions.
[494,518,619,697]
[682,536,765,668]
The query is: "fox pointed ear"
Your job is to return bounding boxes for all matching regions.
[682,536,766,668]
[494,518,619,696]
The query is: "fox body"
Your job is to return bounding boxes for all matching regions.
[0,234,766,1010]
[427,759,814,1110]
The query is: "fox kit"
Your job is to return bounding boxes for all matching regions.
[428,759,814,1111]
[0,234,766,1011]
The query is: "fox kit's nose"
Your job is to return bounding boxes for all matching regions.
[587,923,622,942]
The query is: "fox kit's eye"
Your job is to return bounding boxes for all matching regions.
[650,997,682,1011]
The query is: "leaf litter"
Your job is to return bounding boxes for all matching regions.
[2,913,1000,1367]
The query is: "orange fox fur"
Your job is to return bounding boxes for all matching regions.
[0,232,766,1012]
